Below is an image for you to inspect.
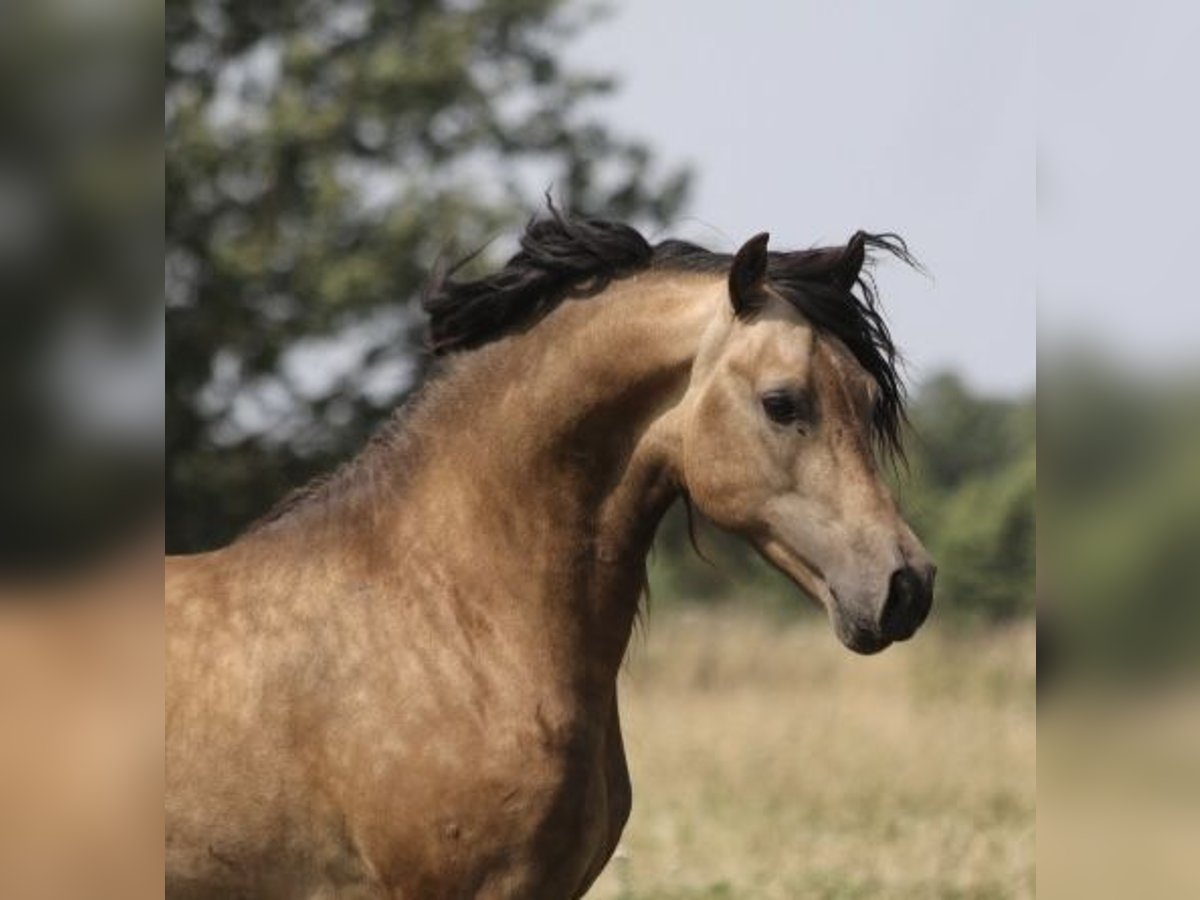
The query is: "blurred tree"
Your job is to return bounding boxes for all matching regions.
[904,371,1033,493]
[930,448,1035,620]
[901,373,1036,621]
[166,0,690,552]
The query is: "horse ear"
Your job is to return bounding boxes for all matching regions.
[834,232,867,290]
[729,232,770,317]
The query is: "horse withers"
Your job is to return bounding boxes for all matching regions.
[166,211,934,898]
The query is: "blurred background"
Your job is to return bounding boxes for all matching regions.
[1039,3,1200,898]
[2,0,1198,896]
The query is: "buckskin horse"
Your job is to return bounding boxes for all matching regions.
[166,210,936,898]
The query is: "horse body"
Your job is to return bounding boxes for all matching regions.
[167,214,935,898]
[167,274,717,897]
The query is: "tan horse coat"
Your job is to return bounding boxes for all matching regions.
[167,275,722,898]
[167,232,933,898]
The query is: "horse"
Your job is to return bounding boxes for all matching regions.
[165,209,936,899]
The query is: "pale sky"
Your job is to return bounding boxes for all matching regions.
[572,0,1036,394]
[1039,0,1200,375]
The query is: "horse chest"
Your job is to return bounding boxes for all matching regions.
[353,702,631,898]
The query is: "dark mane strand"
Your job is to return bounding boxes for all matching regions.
[423,209,917,462]
[423,202,653,354]
[773,232,915,463]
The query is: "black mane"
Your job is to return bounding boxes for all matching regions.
[423,207,917,460]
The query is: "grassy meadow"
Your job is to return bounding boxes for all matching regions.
[587,607,1036,900]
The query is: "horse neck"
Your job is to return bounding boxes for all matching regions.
[414,272,724,681]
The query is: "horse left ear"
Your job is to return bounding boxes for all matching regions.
[834,232,868,291]
[729,232,770,318]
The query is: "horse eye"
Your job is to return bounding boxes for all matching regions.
[760,391,800,425]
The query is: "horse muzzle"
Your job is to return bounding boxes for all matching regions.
[879,563,936,642]
[830,562,936,654]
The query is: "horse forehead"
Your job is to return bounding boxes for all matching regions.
[730,314,816,375]
[813,337,876,412]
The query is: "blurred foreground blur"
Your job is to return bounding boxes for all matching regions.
[0,0,160,577]
[0,0,162,897]
[1039,352,1200,900]
[1037,0,1200,891]
[1037,2,1200,893]
[1042,353,1200,685]
[0,535,163,899]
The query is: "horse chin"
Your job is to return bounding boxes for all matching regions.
[755,538,894,654]
[830,609,892,656]
[804,575,893,655]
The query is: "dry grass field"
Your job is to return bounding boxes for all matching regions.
[587,607,1036,900]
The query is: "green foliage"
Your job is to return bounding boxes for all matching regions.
[905,371,1033,494]
[901,373,1036,621]
[925,446,1035,621]
[166,0,690,551]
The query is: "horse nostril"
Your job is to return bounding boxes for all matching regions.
[880,566,933,641]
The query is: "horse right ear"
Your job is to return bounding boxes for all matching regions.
[729,232,770,318]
